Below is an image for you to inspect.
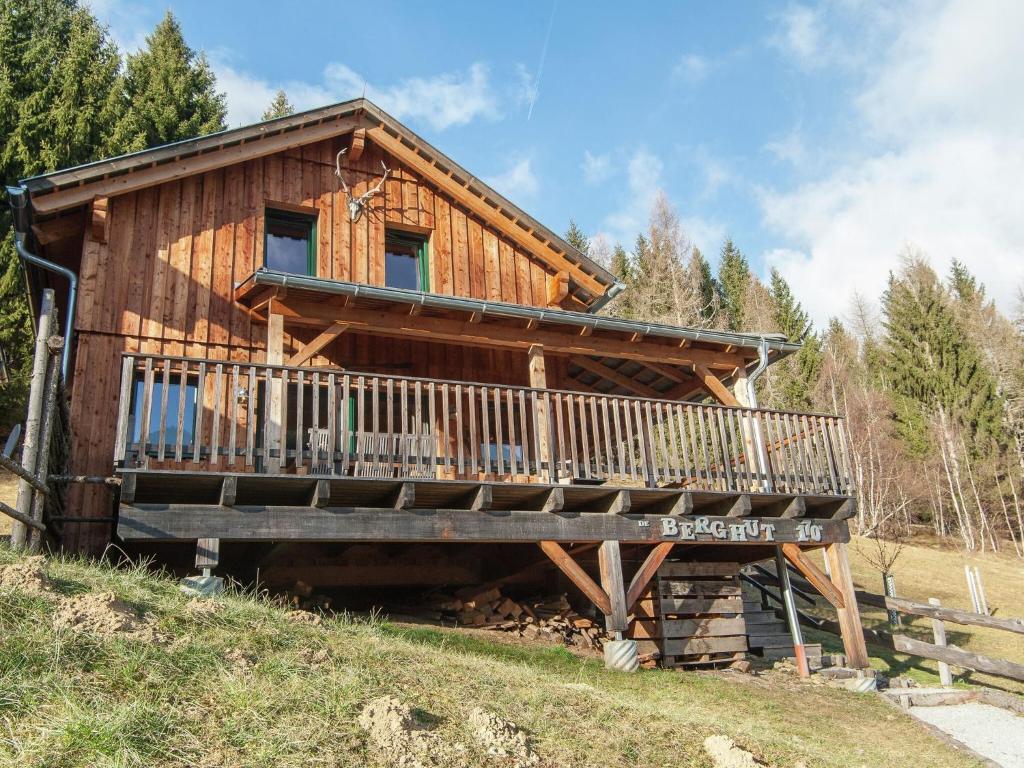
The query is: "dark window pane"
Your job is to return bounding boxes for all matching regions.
[385,249,420,290]
[266,213,312,275]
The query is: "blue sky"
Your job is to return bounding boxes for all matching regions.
[90,0,1024,326]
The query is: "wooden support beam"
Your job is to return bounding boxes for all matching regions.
[218,476,237,507]
[694,362,741,406]
[598,490,631,515]
[195,537,220,570]
[570,356,662,399]
[773,496,806,518]
[538,541,611,615]
[546,270,569,307]
[90,196,110,243]
[653,492,693,516]
[391,482,415,510]
[700,494,751,517]
[348,127,366,162]
[533,487,564,513]
[33,116,362,214]
[626,542,674,611]
[643,361,689,384]
[781,543,845,609]
[462,484,493,511]
[598,540,628,633]
[266,313,284,474]
[120,472,136,504]
[268,298,747,371]
[825,542,869,668]
[286,322,348,366]
[30,211,86,246]
[311,479,331,508]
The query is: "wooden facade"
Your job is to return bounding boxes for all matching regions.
[12,98,868,667]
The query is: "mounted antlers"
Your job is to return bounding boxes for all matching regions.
[335,148,391,222]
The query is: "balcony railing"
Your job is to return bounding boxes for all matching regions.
[113,354,854,496]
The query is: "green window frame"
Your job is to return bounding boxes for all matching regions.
[384,229,430,291]
[264,208,317,276]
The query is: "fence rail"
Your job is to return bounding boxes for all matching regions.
[113,354,853,495]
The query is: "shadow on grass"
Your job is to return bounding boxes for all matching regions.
[377,622,593,674]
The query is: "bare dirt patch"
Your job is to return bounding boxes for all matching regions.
[0,554,52,593]
[703,735,766,768]
[358,695,469,768]
[468,707,538,767]
[54,591,169,644]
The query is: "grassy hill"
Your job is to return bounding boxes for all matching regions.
[0,546,984,768]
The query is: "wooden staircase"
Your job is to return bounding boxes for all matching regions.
[741,585,823,667]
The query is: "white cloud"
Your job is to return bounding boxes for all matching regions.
[764,127,808,167]
[770,4,825,67]
[603,149,664,242]
[211,59,500,130]
[673,54,709,84]
[761,0,1024,326]
[486,156,539,201]
[581,150,613,185]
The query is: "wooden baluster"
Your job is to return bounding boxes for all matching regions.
[414,380,424,476]
[728,409,747,492]
[562,393,576,479]
[634,400,652,486]
[800,414,822,492]
[612,398,626,481]
[340,374,351,475]
[386,377,395,454]
[468,385,478,477]
[355,376,366,474]
[714,407,734,491]
[493,387,505,477]
[480,386,491,477]
[787,413,808,493]
[818,415,841,494]
[663,402,680,484]
[833,417,855,495]
[113,355,134,464]
[547,391,560,480]
[681,405,699,487]
[588,396,603,481]
[245,366,256,466]
[428,382,439,476]
[192,361,206,464]
[694,406,714,489]
[372,377,381,468]
[600,397,614,481]
[454,384,464,476]
[295,371,305,468]
[621,398,637,482]
[327,373,337,473]
[157,358,171,461]
[655,402,672,484]
[227,364,238,466]
[400,379,409,476]
[518,389,530,478]
[762,412,784,493]
[137,357,153,463]
[209,363,222,469]
[642,400,659,485]
[281,368,292,468]
[261,367,274,470]
[542,391,557,482]
[176,358,189,462]
[440,382,450,474]
[778,412,800,493]
[674,404,692,486]
[578,395,591,479]
[505,388,518,478]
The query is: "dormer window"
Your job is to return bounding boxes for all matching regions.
[265,207,317,275]
[385,229,429,291]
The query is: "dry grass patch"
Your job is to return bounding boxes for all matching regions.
[0,546,984,767]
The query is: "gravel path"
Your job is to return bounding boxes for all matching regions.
[910,702,1024,767]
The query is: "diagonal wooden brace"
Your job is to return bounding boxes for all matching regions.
[538,540,611,615]
[781,542,845,608]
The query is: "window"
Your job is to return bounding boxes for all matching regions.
[385,230,429,290]
[130,374,198,447]
[265,208,317,275]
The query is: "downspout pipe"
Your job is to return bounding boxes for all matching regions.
[6,185,76,380]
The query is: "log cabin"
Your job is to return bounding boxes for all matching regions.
[7,98,867,669]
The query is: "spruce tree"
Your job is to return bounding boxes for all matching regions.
[262,89,294,120]
[767,268,822,409]
[564,219,589,255]
[0,0,122,428]
[717,238,750,331]
[688,246,721,327]
[882,257,1005,454]
[600,243,635,319]
[108,10,226,153]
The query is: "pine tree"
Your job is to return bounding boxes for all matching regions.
[766,268,822,409]
[687,246,721,327]
[717,238,750,331]
[882,256,1005,454]
[108,11,226,153]
[564,219,589,255]
[262,89,294,120]
[600,243,635,319]
[0,0,122,428]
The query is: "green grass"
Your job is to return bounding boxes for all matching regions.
[0,546,983,768]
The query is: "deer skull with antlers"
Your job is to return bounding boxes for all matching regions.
[335,148,391,222]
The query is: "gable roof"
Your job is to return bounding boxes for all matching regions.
[19,98,623,309]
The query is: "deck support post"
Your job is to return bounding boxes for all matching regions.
[824,541,870,668]
[527,345,551,481]
[267,313,284,474]
[598,540,628,638]
[775,545,810,678]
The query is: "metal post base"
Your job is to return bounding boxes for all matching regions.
[604,639,639,673]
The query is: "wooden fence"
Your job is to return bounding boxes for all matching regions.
[113,354,853,495]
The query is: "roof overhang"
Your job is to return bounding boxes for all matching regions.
[236,269,799,401]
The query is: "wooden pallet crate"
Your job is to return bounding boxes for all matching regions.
[630,561,749,669]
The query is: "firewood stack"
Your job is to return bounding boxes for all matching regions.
[428,587,606,650]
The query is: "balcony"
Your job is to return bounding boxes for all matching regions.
[113,353,852,497]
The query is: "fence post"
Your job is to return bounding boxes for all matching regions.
[884,572,901,627]
[973,567,989,616]
[928,597,953,687]
[964,565,980,613]
[27,335,64,551]
[11,290,56,549]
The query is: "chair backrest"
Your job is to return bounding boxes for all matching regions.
[307,427,333,475]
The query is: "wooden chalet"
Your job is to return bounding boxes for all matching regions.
[8,98,867,668]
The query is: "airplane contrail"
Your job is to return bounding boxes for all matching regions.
[527,2,557,121]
